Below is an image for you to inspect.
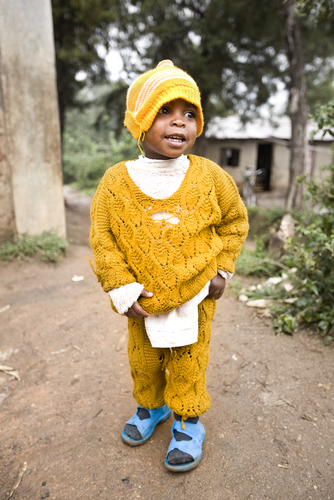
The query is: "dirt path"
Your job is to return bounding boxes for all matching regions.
[0,189,333,500]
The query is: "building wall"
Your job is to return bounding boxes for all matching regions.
[0,0,66,241]
[0,104,16,241]
[311,142,333,180]
[271,143,290,190]
[206,137,333,192]
[205,139,258,188]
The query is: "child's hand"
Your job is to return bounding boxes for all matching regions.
[207,274,226,300]
[124,289,153,318]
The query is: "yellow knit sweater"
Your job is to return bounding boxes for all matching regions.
[90,154,248,315]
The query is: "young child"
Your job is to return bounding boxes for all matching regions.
[90,60,249,472]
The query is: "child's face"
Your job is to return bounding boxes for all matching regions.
[142,98,197,160]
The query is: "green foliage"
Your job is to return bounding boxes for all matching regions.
[235,206,289,277]
[311,100,334,139]
[247,206,288,239]
[90,0,334,139]
[273,313,296,335]
[51,0,122,136]
[63,97,138,191]
[0,233,68,263]
[51,0,334,146]
[295,0,334,20]
[110,0,286,128]
[238,160,334,343]
[292,0,334,115]
[63,130,138,191]
[235,126,334,343]
[235,237,283,277]
[281,162,334,338]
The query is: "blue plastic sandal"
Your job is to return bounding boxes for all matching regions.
[164,420,205,472]
[122,405,171,446]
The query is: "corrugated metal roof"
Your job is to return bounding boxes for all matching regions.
[206,115,333,142]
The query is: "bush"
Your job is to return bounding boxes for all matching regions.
[270,102,334,342]
[237,162,334,344]
[62,99,139,192]
[63,129,139,192]
[0,232,68,263]
[235,206,291,277]
[247,206,288,239]
[235,237,284,277]
[278,163,334,342]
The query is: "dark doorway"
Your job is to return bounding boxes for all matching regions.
[256,143,272,191]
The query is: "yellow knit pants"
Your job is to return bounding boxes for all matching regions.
[127,297,216,419]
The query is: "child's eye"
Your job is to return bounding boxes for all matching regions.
[158,106,170,115]
[185,111,196,119]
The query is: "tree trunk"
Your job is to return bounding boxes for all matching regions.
[57,88,66,150]
[55,58,72,149]
[284,0,308,209]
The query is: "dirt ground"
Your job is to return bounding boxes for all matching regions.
[0,188,333,500]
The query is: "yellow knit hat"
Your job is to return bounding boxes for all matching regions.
[124,60,204,139]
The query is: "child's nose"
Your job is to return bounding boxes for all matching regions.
[170,114,185,127]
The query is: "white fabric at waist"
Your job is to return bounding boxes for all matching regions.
[144,281,210,348]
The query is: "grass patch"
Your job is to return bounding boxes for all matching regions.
[0,232,68,263]
[235,237,286,277]
[247,206,288,239]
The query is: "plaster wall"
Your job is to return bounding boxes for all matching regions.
[0,77,16,241]
[312,143,333,180]
[206,138,333,192]
[205,139,258,188]
[271,143,290,190]
[0,0,66,239]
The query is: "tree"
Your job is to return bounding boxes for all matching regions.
[110,1,334,154]
[284,0,308,209]
[54,0,334,197]
[295,0,334,18]
[284,0,334,208]
[298,1,334,117]
[110,0,286,154]
[51,0,121,141]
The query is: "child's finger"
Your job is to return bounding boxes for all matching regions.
[127,301,150,318]
[207,285,225,299]
[207,288,216,299]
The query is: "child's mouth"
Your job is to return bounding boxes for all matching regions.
[165,135,186,143]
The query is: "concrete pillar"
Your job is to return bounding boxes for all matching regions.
[0,0,66,241]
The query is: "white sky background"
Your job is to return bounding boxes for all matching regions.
[106,50,125,80]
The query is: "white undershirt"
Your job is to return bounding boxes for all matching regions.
[126,154,190,199]
[108,155,232,347]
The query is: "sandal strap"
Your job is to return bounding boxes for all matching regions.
[125,405,171,439]
[166,420,205,461]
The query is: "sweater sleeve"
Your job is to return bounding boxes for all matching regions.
[213,165,249,274]
[108,282,144,314]
[217,269,233,280]
[89,175,137,292]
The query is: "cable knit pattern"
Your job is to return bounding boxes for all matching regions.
[127,297,216,418]
[105,155,232,319]
[90,154,248,315]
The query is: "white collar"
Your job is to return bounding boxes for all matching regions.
[126,154,188,173]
